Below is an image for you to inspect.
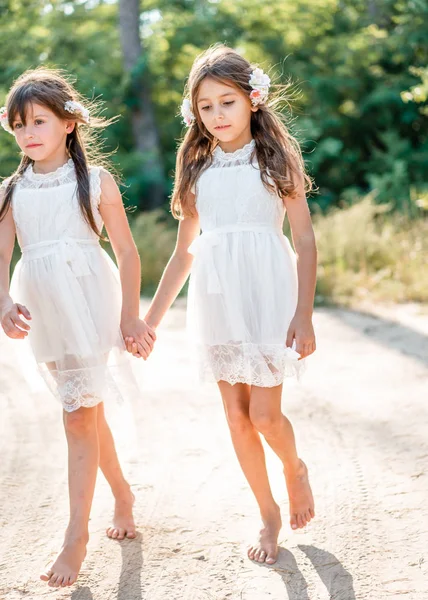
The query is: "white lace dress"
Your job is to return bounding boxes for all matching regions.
[187,139,302,387]
[5,159,131,411]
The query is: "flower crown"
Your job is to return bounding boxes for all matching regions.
[64,100,90,124]
[0,107,12,134]
[0,100,90,134]
[248,67,271,106]
[180,66,271,127]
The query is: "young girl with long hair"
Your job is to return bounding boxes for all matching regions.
[0,68,155,587]
[126,45,317,565]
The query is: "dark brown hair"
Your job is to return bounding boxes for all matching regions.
[0,67,117,235]
[171,45,313,219]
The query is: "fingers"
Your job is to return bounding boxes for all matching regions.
[124,336,155,360]
[147,327,157,342]
[286,328,294,348]
[296,340,316,359]
[2,310,30,339]
[136,340,151,360]
[17,304,31,320]
[125,336,134,353]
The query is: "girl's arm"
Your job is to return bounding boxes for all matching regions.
[144,210,200,330]
[284,174,317,359]
[125,207,199,356]
[98,170,155,359]
[0,194,32,339]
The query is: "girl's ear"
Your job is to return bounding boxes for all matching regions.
[250,105,259,113]
[65,121,76,134]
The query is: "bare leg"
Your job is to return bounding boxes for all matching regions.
[249,385,315,531]
[218,381,282,565]
[97,403,136,540]
[40,406,99,588]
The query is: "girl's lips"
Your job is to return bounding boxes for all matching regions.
[215,125,231,130]
[26,144,42,148]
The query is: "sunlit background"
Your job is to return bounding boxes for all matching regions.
[1,0,427,302]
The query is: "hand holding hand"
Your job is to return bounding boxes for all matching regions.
[1,302,32,340]
[121,318,156,360]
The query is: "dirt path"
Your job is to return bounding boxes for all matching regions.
[1,301,427,600]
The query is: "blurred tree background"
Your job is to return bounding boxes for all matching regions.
[1,0,427,301]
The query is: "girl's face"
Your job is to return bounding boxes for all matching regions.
[12,102,74,162]
[196,78,257,148]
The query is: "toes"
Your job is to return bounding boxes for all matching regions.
[48,574,59,588]
[111,528,119,539]
[266,553,277,565]
[258,550,267,563]
[297,514,305,529]
[57,575,65,588]
[126,530,136,539]
[117,528,126,540]
[248,546,256,560]
[290,514,298,530]
[68,573,78,587]
[305,510,312,523]
[309,507,315,518]
[40,570,52,582]
[253,549,261,562]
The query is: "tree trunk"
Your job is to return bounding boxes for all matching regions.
[118,0,165,208]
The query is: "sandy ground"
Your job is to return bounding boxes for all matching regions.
[0,300,427,600]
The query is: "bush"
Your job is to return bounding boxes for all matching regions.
[315,196,428,304]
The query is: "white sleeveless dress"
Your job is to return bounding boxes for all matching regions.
[187,139,302,388]
[5,159,131,412]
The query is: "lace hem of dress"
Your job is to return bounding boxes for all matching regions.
[195,342,304,387]
[39,361,137,412]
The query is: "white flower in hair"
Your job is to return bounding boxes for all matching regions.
[0,106,13,134]
[64,100,90,124]
[249,67,271,106]
[181,98,195,127]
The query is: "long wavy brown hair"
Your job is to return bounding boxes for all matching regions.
[0,67,117,236]
[171,45,313,219]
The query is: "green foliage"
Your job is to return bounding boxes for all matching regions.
[1,0,427,216]
[315,195,428,304]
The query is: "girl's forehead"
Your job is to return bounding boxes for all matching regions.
[197,78,238,100]
[11,101,54,121]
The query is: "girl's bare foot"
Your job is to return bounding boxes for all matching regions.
[285,459,315,530]
[40,533,88,588]
[106,488,136,540]
[248,506,282,565]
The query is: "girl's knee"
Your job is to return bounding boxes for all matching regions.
[249,407,281,437]
[64,406,97,436]
[225,405,252,435]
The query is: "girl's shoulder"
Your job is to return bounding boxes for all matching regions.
[88,164,120,207]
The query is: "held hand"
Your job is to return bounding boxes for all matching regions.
[121,318,156,360]
[286,313,316,359]
[1,302,32,340]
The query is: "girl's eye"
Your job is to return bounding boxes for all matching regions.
[35,120,44,125]
[201,106,211,111]
[14,123,23,130]
[223,101,235,106]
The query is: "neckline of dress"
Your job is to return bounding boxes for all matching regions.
[25,158,75,182]
[213,139,256,162]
